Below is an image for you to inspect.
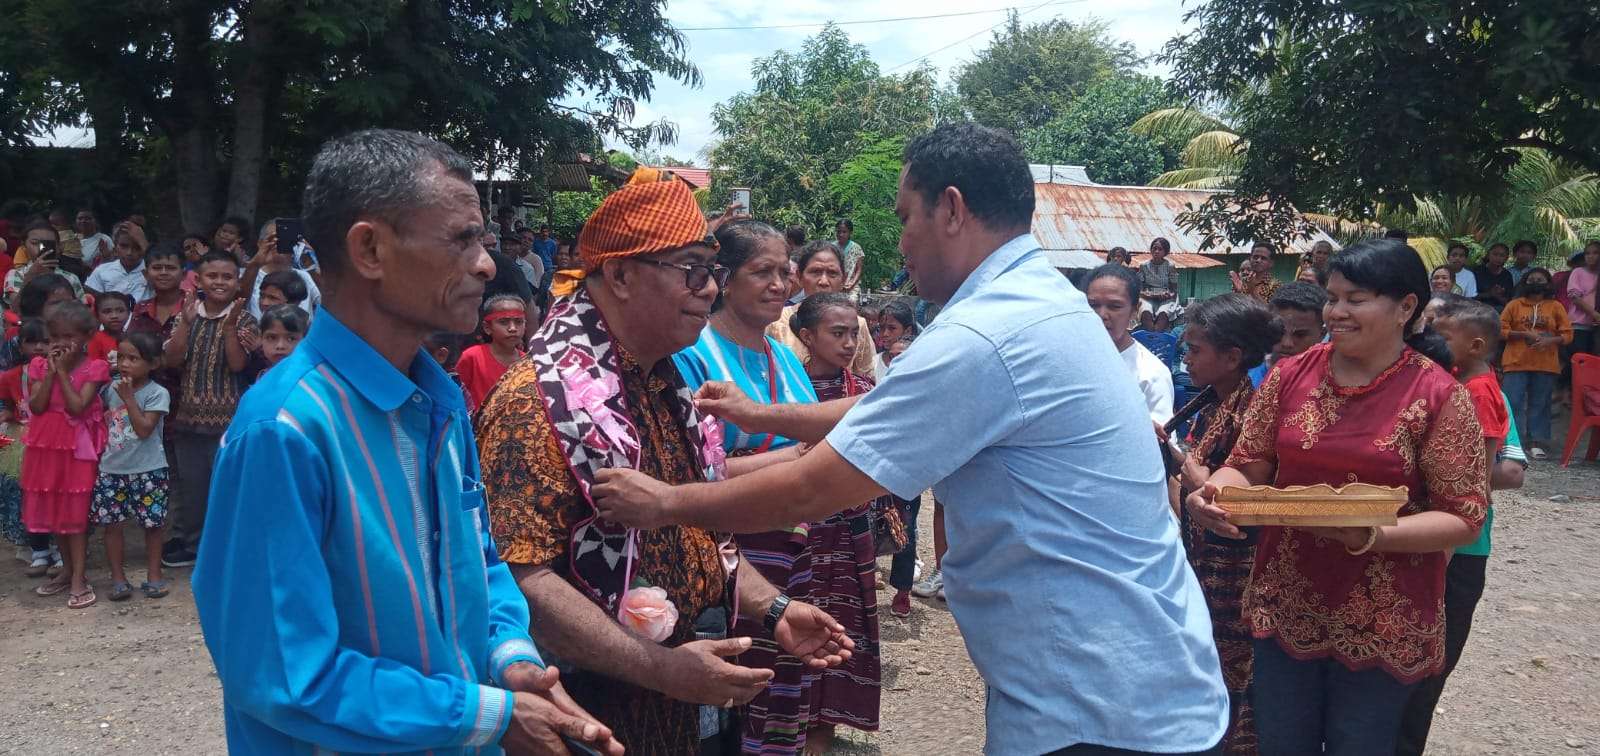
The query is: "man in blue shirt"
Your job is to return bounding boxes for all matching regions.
[593,123,1228,755]
[534,224,559,273]
[192,129,622,756]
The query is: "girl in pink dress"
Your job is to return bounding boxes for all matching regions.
[24,301,109,608]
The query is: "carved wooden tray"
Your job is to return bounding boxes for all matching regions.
[1215,483,1408,527]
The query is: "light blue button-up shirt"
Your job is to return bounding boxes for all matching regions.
[827,234,1228,754]
[193,313,541,755]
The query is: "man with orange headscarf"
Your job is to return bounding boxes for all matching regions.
[477,170,853,754]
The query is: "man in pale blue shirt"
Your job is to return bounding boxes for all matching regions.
[593,123,1227,755]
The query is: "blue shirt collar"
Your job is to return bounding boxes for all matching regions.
[304,312,465,414]
[944,233,1041,310]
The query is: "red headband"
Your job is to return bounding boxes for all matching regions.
[483,309,524,326]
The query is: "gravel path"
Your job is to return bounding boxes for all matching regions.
[3,454,1597,754]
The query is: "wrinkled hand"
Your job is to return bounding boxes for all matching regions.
[773,600,853,669]
[693,382,764,431]
[500,688,616,756]
[502,664,624,756]
[661,637,773,707]
[1184,482,1242,539]
[592,467,673,529]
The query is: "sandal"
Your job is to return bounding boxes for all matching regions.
[140,579,171,599]
[67,585,97,609]
[35,576,71,596]
[109,582,133,602]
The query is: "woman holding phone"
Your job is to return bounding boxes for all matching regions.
[4,221,85,310]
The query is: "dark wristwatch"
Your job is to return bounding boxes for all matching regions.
[763,594,791,633]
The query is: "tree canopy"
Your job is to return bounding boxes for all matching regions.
[707,25,953,285]
[1020,74,1181,186]
[1161,0,1600,247]
[955,14,1138,136]
[0,0,698,231]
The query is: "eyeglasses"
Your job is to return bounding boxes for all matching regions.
[632,257,730,292]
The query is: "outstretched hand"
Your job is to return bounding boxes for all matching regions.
[1184,481,1243,539]
[593,467,673,529]
[774,600,854,669]
[693,382,763,431]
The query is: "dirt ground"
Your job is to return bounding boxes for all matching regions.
[3,453,1598,754]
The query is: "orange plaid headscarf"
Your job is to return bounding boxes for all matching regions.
[550,168,712,296]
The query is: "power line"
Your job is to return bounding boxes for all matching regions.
[676,4,1037,32]
[884,0,1083,72]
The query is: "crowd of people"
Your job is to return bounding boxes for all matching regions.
[2,120,1596,756]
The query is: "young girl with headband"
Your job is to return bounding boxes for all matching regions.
[456,294,527,411]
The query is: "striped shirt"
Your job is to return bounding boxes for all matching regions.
[193,312,540,755]
[673,323,816,452]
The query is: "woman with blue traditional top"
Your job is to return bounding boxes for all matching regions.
[673,219,845,755]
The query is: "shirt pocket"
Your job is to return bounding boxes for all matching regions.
[461,476,487,544]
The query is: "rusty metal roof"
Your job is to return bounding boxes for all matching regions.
[547,163,593,192]
[1031,180,1338,258]
[649,166,711,189]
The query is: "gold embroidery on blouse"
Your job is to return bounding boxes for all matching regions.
[1284,378,1347,449]
[1373,398,1430,475]
[1418,385,1489,523]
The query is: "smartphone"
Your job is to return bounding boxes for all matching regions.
[275,217,305,255]
[730,187,752,214]
[36,238,57,260]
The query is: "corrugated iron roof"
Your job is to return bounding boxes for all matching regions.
[650,166,711,189]
[1041,249,1220,270]
[1032,181,1339,257]
[548,163,593,192]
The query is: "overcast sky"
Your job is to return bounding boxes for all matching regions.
[612,0,1194,162]
[37,1,1193,161]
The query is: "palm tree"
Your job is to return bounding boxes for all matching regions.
[1132,106,1600,266]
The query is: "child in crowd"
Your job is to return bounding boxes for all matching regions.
[89,291,133,364]
[160,250,259,568]
[1,320,50,569]
[1249,282,1327,386]
[243,220,321,318]
[92,331,172,601]
[874,301,914,381]
[1084,264,1174,426]
[423,332,471,409]
[257,270,309,312]
[1446,242,1477,297]
[1397,295,1508,753]
[1500,268,1572,459]
[255,305,309,379]
[456,295,526,411]
[0,400,25,555]
[84,221,152,301]
[24,301,110,607]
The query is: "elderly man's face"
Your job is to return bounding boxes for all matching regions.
[622,243,720,355]
[378,173,495,334]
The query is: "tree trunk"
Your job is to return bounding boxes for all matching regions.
[167,3,222,232]
[172,127,221,233]
[82,82,128,217]
[224,8,280,227]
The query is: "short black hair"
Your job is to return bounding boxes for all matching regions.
[118,331,164,363]
[835,219,853,232]
[1432,294,1500,350]
[95,291,134,313]
[145,239,185,266]
[17,319,48,345]
[1150,237,1171,253]
[1486,242,1510,254]
[302,129,474,277]
[880,300,915,332]
[18,274,75,319]
[218,216,251,236]
[1384,228,1411,241]
[259,304,310,335]
[1084,263,1140,304]
[24,219,57,240]
[789,292,856,334]
[1185,293,1284,371]
[261,270,309,304]
[1513,239,1538,255]
[1250,241,1276,255]
[903,123,1034,232]
[797,241,842,273]
[1447,241,1470,256]
[197,249,241,271]
[1329,238,1450,368]
[785,225,807,248]
[1269,281,1328,319]
[44,300,96,337]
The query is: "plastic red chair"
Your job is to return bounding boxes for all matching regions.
[1561,353,1600,467]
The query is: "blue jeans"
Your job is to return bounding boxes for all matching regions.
[1251,639,1416,755]
[888,496,921,590]
[1503,370,1556,443]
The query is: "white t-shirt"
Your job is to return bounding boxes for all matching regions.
[85,260,152,301]
[1454,268,1478,297]
[1120,340,1174,425]
[247,267,321,318]
[79,232,113,267]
